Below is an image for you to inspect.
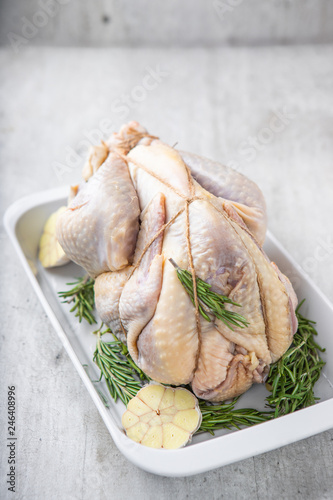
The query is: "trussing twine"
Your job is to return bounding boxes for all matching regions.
[111,133,158,153]
[183,159,202,339]
[128,206,185,280]
[118,146,203,345]
[117,152,188,200]
[184,199,202,340]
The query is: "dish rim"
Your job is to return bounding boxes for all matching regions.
[4,187,333,477]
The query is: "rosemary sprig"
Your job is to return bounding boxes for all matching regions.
[170,259,249,331]
[58,273,325,436]
[198,398,273,434]
[86,299,324,433]
[93,324,149,405]
[58,275,96,324]
[197,301,325,434]
[265,299,326,417]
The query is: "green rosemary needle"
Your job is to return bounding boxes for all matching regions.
[93,324,149,405]
[170,259,249,331]
[265,299,326,417]
[198,398,273,434]
[58,275,96,324]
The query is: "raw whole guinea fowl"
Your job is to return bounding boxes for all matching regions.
[56,121,298,402]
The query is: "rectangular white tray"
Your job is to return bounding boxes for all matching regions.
[4,187,333,477]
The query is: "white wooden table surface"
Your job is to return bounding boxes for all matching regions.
[1,45,333,500]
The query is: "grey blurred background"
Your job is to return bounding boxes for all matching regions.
[1,2,333,500]
[1,0,333,46]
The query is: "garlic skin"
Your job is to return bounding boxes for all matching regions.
[39,207,70,268]
[122,384,202,449]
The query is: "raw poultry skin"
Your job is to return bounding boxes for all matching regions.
[57,121,298,402]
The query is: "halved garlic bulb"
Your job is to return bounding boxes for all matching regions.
[122,384,202,449]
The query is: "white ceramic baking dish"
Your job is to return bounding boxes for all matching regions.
[4,187,333,477]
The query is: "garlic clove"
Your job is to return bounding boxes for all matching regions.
[39,207,70,268]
